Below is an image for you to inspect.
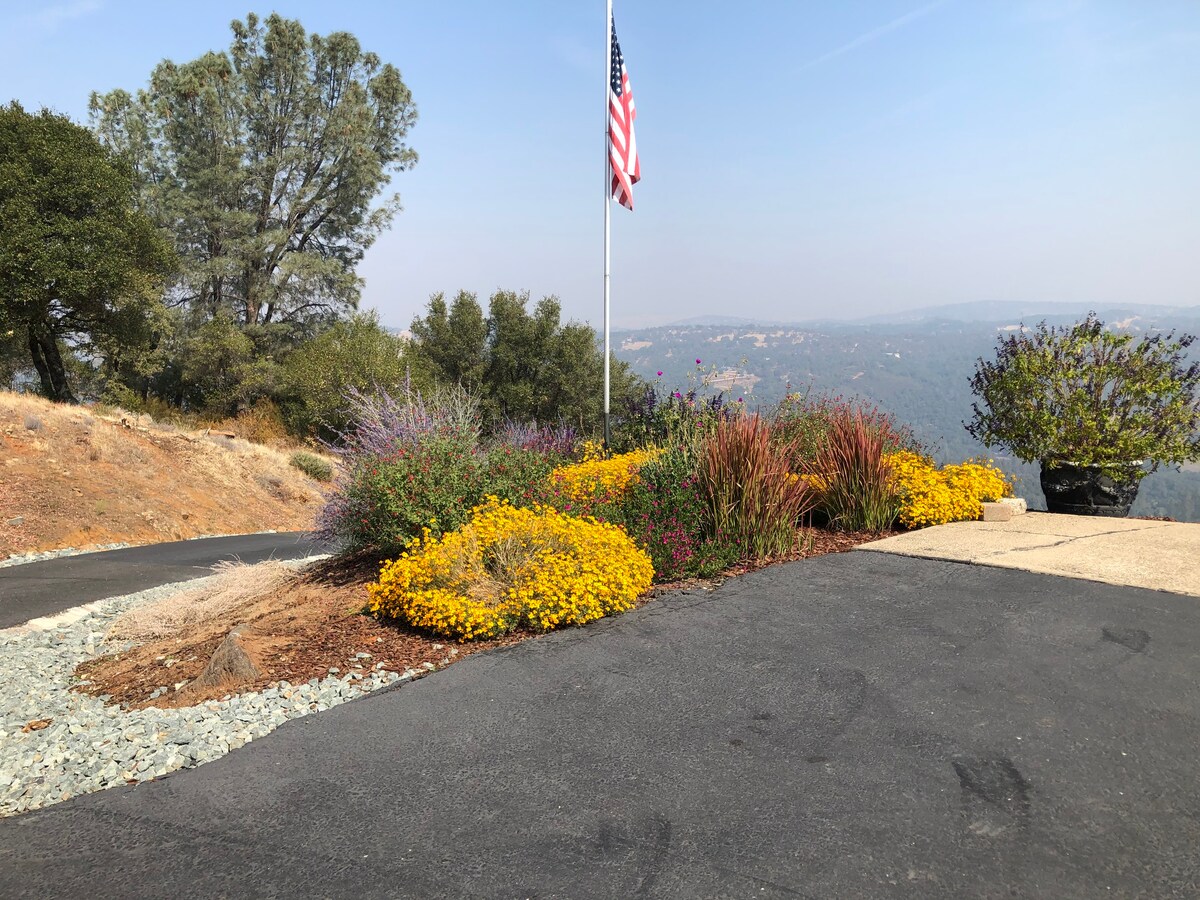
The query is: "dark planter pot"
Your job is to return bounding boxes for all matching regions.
[1039,461,1142,517]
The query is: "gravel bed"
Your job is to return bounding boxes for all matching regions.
[1,530,280,568]
[0,561,422,817]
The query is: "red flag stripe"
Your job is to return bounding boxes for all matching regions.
[609,18,639,211]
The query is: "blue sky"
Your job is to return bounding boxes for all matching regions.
[3,0,1198,328]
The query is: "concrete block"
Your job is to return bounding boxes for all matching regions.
[1000,497,1028,515]
[982,502,1014,523]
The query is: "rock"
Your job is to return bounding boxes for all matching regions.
[1000,497,1027,515]
[182,625,261,696]
[981,502,1013,522]
[6,516,24,527]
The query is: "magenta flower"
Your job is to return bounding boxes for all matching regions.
[695,358,702,364]
[657,371,663,377]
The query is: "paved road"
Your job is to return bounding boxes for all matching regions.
[0,532,323,628]
[2,551,1197,898]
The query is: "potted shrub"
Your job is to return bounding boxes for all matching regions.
[965,313,1200,516]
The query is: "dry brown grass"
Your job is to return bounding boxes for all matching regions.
[0,391,334,556]
[108,559,300,642]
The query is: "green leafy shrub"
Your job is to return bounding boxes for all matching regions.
[289,450,334,482]
[483,443,558,508]
[317,385,565,557]
[279,312,426,441]
[617,446,739,582]
[967,313,1200,478]
[334,432,484,555]
[698,413,818,560]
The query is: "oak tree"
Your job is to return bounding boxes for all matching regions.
[0,103,173,402]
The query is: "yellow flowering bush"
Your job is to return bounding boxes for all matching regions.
[367,498,654,640]
[550,448,663,501]
[889,451,1012,528]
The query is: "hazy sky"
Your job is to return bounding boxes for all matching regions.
[3,0,1198,328]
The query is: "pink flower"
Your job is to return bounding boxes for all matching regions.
[695,358,702,364]
[657,371,663,377]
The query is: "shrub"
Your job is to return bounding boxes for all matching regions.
[967,313,1200,478]
[278,312,424,441]
[316,385,485,555]
[497,420,578,461]
[317,385,567,556]
[323,432,484,556]
[698,414,818,560]
[811,407,903,532]
[612,380,732,455]
[890,452,1012,528]
[483,443,558,506]
[617,446,738,582]
[367,498,653,640]
[773,390,916,471]
[289,450,333,482]
[338,383,480,454]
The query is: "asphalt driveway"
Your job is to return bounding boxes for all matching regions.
[1,551,1197,898]
[0,532,322,628]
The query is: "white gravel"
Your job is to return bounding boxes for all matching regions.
[0,560,429,817]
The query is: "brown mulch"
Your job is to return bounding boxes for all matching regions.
[75,528,891,711]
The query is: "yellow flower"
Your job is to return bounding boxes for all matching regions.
[367,497,653,641]
[549,448,663,501]
[886,451,1012,529]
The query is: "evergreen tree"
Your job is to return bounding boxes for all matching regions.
[0,103,173,402]
[90,12,417,332]
[409,289,645,431]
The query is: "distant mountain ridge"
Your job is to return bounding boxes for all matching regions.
[629,300,1200,333]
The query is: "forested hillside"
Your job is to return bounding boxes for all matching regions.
[614,307,1200,521]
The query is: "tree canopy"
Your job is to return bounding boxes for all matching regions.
[0,103,174,402]
[409,289,645,429]
[89,12,418,332]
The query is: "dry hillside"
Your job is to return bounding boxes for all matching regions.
[0,392,330,557]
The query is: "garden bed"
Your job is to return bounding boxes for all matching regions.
[76,528,890,711]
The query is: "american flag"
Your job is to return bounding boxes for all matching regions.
[609,17,639,210]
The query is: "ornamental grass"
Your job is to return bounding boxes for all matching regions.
[367,498,653,641]
[811,407,902,532]
[698,413,818,560]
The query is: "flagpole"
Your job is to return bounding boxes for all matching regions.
[602,0,613,447]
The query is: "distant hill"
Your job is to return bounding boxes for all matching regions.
[0,392,326,556]
[851,300,1200,326]
[612,310,1200,522]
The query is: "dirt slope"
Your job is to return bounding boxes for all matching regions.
[0,392,329,556]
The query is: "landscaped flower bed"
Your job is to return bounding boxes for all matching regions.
[328,383,1021,644]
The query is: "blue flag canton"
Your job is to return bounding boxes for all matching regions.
[610,22,626,96]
